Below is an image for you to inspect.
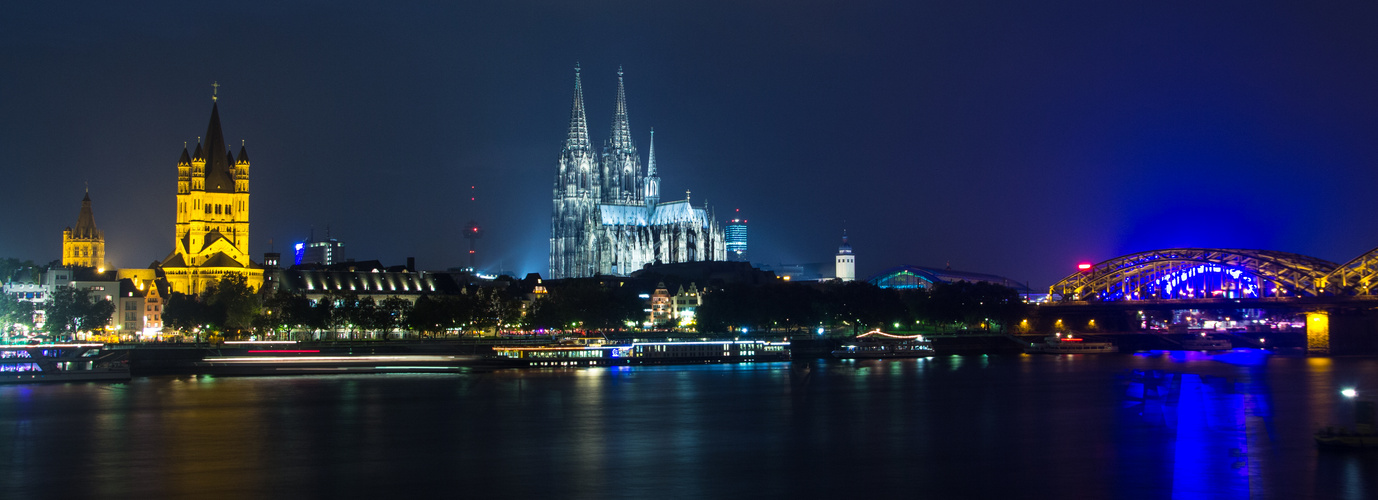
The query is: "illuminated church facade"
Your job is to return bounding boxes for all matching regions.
[550,66,725,279]
[62,191,105,270]
[158,90,263,294]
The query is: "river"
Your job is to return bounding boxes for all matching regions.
[2,351,1375,499]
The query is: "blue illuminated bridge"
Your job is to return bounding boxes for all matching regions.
[1049,247,1378,301]
[1044,247,1378,355]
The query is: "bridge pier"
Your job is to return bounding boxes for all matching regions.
[1306,311,1329,355]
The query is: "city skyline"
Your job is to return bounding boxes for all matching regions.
[5,2,1378,287]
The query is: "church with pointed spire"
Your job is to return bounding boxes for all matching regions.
[158,86,263,294]
[550,65,725,279]
[62,190,105,269]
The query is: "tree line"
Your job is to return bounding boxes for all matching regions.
[695,280,1029,335]
[4,261,1031,341]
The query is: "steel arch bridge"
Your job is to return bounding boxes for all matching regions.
[1049,248,1341,302]
[1318,245,1378,296]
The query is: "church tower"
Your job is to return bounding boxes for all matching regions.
[601,66,642,205]
[644,128,660,210]
[160,84,262,295]
[62,190,105,269]
[551,64,602,279]
[835,230,855,282]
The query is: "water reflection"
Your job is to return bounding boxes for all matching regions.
[0,357,1375,498]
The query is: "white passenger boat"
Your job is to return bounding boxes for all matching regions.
[1179,335,1232,351]
[1,344,131,383]
[1025,334,1118,354]
[494,338,791,367]
[832,330,935,359]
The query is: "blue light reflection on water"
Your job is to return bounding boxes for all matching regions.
[1,356,1376,498]
[1134,348,1272,367]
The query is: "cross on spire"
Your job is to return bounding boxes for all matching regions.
[211,81,220,102]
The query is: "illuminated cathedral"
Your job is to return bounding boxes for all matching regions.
[158,88,263,294]
[550,65,725,279]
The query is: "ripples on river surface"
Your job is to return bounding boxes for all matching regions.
[2,352,1376,499]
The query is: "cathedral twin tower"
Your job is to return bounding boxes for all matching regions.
[550,65,725,279]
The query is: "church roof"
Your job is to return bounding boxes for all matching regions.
[648,200,704,226]
[236,144,249,164]
[159,251,186,268]
[200,229,229,253]
[202,102,237,193]
[178,147,191,165]
[201,252,245,268]
[597,200,710,228]
[70,191,101,239]
[599,204,649,226]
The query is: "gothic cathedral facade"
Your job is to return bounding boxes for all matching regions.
[158,94,263,295]
[550,65,725,279]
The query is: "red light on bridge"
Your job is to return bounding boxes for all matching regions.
[1077,263,1093,271]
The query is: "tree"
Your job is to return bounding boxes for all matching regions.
[163,292,211,340]
[0,294,35,338]
[43,287,112,339]
[378,296,412,339]
[203,273,260,338]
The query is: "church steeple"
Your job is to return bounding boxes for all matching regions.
[203,101,235,193]
[564,63,590,153]
[609,66,632,150]
[63,190,105,269]
[645,128,660,209]
[602,66,641,203]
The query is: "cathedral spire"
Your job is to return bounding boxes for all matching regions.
[646,128,657,176]
[564,63,590,152]
[609,66,633,150]
[645,128,660,208]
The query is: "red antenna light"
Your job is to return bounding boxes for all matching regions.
[1078,263,1093,271]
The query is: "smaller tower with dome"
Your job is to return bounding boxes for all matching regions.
[835,229,855,282]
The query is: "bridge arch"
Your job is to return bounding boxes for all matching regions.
[1049,248,1338,302]
[1320,245,1378,295]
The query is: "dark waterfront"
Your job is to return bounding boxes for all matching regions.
[2,353,1376,499]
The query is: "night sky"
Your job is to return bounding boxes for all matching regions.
[4,1,1378,288]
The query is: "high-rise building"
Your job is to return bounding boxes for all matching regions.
[549,65,725,278]
[725,210,748,262]
[294,231,344,266]
[158,86,263,295]
[62,190,105,270]
[835,230,855,282]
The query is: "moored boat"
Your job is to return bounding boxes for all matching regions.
[1,343,131,383]
[1314,427,1378,449]
[831,330,935,359]
[1180,335,1232,351]
[1025,333,1118,354]
[493,338,790,367]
